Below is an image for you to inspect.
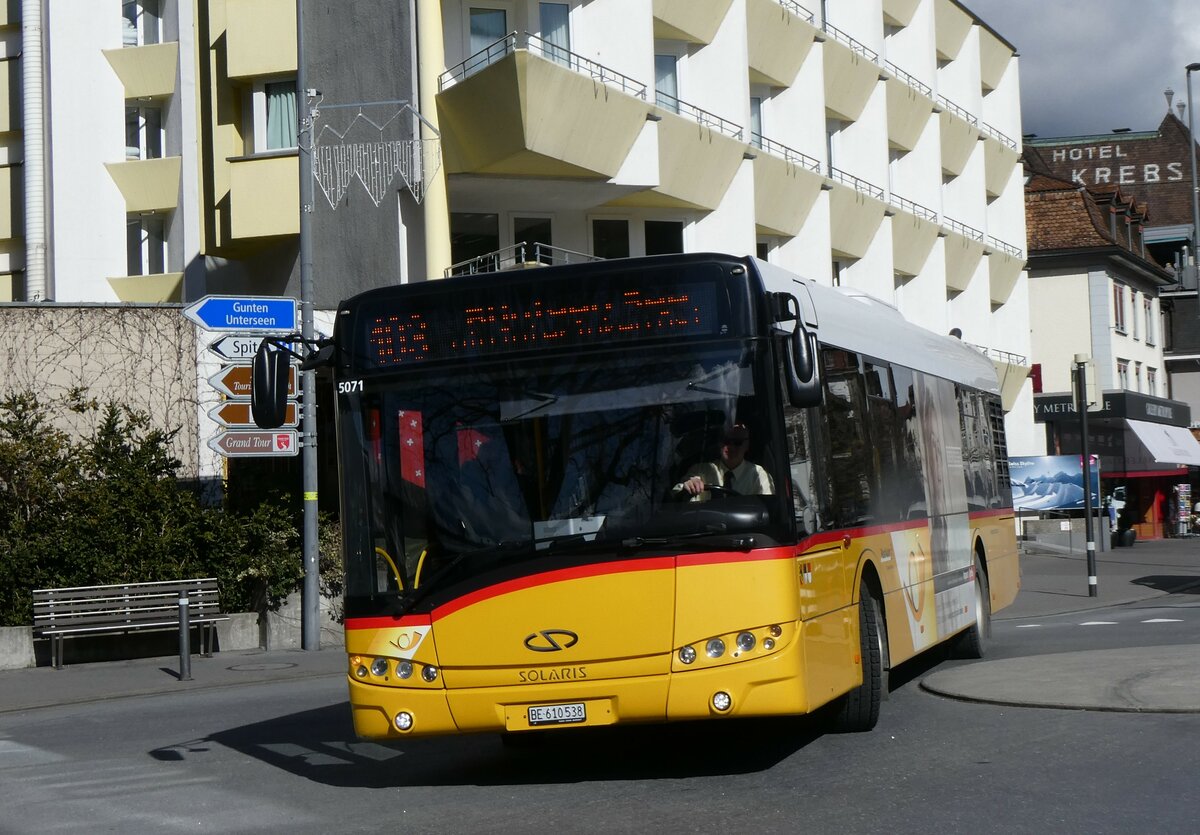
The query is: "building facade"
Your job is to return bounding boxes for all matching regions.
[1,1,1036,475]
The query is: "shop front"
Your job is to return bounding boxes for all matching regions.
[1034,391,1200,540]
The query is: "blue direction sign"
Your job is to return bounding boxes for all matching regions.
[184,295,297,333]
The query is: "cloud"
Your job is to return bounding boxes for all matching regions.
[966,0,1200,137]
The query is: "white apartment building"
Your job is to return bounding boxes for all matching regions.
[429,0,1035,450]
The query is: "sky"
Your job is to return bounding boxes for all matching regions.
[964,0,1200,139]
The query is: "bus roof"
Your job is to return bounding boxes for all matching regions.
[752,258,1001,396]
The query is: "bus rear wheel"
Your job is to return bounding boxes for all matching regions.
[831,581,884,733]
[951,554,990,659]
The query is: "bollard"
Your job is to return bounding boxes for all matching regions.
[178,588,192,681]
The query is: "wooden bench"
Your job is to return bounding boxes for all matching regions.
[33,579,229,669]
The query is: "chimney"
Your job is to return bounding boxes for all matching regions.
[1166,87,1175,111]
[1179,101,1187,121]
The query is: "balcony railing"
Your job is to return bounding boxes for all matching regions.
[889,193,938,222]
[883,61,932,99]
[444,241,600,277]
[655,91,743,140]
[988,236,1023,257]
[751,133,822,173]
[772,0,815,24]
[822,21,878,62]
[945,217,985,242]
[829,166,885,200]
[969,343,1028,366]
[937,95,979,127]
[439,32,648,100]
[982,122,1018,151]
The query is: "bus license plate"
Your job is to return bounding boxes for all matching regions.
[527,702,586,726]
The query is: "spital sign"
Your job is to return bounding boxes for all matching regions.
[208,364,297,399]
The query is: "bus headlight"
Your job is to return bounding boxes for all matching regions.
[396,661,414,679]
[370,658,389,677]
[679,646,697,664]
[712,691,732,712]
[355,665,369,678]
[706,638,725,658]
[735,632,756,652]
[394,712,414,732]
[421,665,439,682]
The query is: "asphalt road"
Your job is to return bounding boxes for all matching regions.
[2,591,1199,835]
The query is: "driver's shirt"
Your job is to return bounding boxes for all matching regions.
[675,459,774,499]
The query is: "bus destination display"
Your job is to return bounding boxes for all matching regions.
[363,282,723,368]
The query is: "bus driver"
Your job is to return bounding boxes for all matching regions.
[675,423,774,499]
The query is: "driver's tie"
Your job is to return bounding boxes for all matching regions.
[723,470,734,489]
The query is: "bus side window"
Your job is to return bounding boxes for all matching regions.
[822,349,875,527]
[890,365,927,520]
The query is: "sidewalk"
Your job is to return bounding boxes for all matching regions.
[922,536,1200,712]
[2,538,1199,716]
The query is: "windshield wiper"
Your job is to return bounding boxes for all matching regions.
[620,525,757,553]
[390,540,526,618]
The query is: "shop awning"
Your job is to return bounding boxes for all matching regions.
[1125,420,1200,466]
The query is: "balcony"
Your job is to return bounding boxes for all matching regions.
[987,236,1025,305]
[607,93,745,210]
[982,122,1020,197]
[103,41,178,100]
[444,242,599,277]
[934,0,972,61]
[437,33,649,179]
[104,156,181,213]
[889,194,939,277]
[884,63,934,152]
[746,0,818,88]
[938,95,980,176]
[228,152,298,239]
[979,31,1012,92]
[106,272,185,303]
[0,166,19,239]
[653,0,734,44]
[828,167,886,259]
[225,0,296,79]
[0,61,18,132]
[751,135,824,236]
[882,0,921,26]
[942,217,985,292]
[822,24,879,123]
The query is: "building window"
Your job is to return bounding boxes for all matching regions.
[645,220,684,255]
[1116,359,1129,389]
[122,0,160,48]
[591,218,629,259]
[126,215,166,276]
[539,3,570,66]
[1134,362,1142,392]
[1148,367,1158,395]
[1144,298,1155,345]
[125,105,162,160]
[1131,290,1139,339]
[825,119,842,175]
[749,96,763,148]
[249,80,298,153]
[1112,284,1126,333]
[513,215,553,263]
[655,53,679,112]
[450,212,500,268]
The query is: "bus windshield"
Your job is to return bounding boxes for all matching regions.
[340,340,790,613]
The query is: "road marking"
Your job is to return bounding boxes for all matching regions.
[1015,624,1042,628]
[1078,621,1118,626]
[1141,618,1183,623]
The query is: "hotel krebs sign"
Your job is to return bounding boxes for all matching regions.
[1034,392,1185,424]
[1050,143,1186,188]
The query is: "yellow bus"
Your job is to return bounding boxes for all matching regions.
[255,253,1019,738]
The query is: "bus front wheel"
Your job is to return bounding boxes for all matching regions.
[831,581,884,733]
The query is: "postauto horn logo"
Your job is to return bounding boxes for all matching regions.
[523,629,579,652]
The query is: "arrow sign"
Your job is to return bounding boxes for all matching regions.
[208,430,300,457]
[208,364,297,399]
[209,401,298,428]
[208,334,291,362]
[184,295,297,333]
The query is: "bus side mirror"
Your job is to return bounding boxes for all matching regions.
[771,292,822,408]
[251,341,290,429]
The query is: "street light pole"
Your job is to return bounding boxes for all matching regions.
[1074,354,1098,598]
[1186,63,1200,277]
[297,0,319,650]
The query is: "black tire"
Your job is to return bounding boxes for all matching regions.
[951,554,990,660]
[831,581,884,733]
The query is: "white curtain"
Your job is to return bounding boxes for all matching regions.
[655,54,678,112]
[540,3,570,66]
[266,82,297,150]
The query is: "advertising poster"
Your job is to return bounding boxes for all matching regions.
[1010,455,1101,511]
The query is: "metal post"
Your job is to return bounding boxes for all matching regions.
[297,0,320,650]
[178,589,193,681]
[1075,355,1098,597]
[1187,65,1200,276]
